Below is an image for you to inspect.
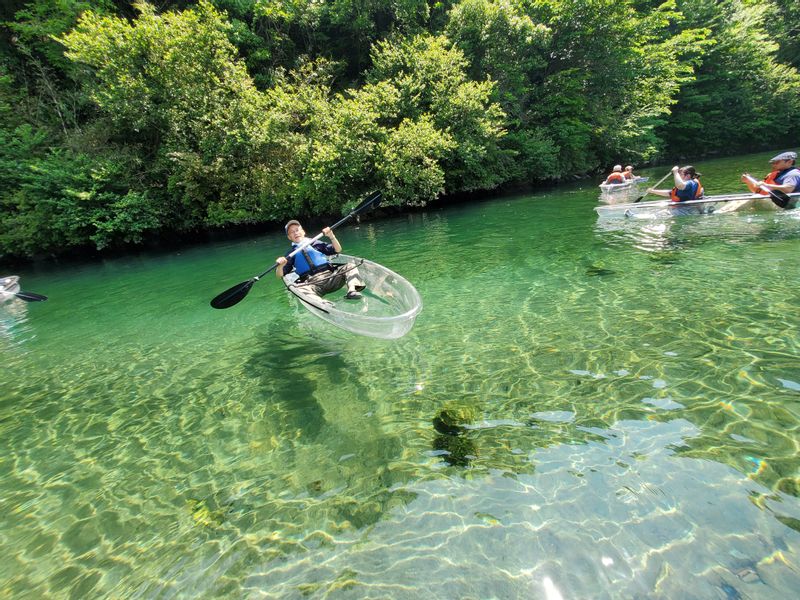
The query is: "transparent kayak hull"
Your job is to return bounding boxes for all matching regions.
[598,177,648,203]
[283,255,422,340]
[0,275,20,301]
[595,192,799,219]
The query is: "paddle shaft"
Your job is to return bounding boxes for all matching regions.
[253,192,382,281]
[634,170,673,203]
[0,281,47,303]
[210,192,381,309]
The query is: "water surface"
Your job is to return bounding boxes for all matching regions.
[2,151,800,598]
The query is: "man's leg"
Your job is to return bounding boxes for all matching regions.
[344,266,366,294]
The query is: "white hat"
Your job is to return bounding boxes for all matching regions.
[770,151,796,162]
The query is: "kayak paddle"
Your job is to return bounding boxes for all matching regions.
[633,170,673,203]
[13,290,48,302]
[210,191,382,309]
[0,276,47,302]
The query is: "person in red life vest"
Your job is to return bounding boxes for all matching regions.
[646,165,704,214]
[276,220,366,302]
[741,151,799,195]
[603,165,626,184]
[623,165,636,180]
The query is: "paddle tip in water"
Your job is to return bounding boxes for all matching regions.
[15,291,48,302]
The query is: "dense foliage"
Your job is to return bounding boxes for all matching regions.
[1,0,798,257]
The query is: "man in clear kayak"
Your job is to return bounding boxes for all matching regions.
[276,220,366,301]
[742,151,800,195]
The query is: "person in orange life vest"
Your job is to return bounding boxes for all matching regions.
[623,165,636,180]
[741,151,800,195]
[603,165,626,184]
[276,220,366,301]
[646,166,704,214]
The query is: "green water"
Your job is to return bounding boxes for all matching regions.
[2,150,800,599]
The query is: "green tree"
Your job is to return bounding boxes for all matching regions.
[661,0,800,155]
[443,0,703,179]
[769,0,800,67]
[368,33,507,193]
[59,0,294,227]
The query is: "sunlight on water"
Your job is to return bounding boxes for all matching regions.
[2,151,800,598]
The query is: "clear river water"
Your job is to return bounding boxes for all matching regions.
[2,150,799,599]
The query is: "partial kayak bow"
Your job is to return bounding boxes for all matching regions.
[1,275,48,303]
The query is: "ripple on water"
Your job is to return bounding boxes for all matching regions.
[3,161,800,597]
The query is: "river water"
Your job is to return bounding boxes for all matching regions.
[2,150,799,599]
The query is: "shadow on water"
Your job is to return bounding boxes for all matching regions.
[585,263,617,277]
[432,409,478,467]
[242,320,352,441]
[236,319,420,532]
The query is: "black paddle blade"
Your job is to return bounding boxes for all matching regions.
[767,189,791,209]
[211,279,255,309]
[15,291,47,302]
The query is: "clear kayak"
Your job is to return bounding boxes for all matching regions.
[595,192,800,219]
[283,254,422,339]
[0,275,20,302]
[598,177,648,203]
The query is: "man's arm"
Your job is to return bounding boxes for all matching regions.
[276,254,294,278]
[322,227,342,253]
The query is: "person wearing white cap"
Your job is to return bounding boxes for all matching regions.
[742,151,800,194]
[276,220,366,301]
[602,165,625,185]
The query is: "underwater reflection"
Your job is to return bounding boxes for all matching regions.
[432,409,477,467]
[239,320,417,532]
[594,217,689,255]
[0,296,29,347]
[595,209,800,255]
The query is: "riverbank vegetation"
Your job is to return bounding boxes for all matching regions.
[2,0,799,257]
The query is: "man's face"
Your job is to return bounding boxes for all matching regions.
[286,224,305,243]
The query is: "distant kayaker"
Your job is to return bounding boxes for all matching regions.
[646,166,704,213]
[603,165,626,184]
[276,220,366,301]
[623,165,636,180]
[742,151,800,194]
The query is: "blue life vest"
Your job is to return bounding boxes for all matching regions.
[292,242,330,276]
[670,179,703,202]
